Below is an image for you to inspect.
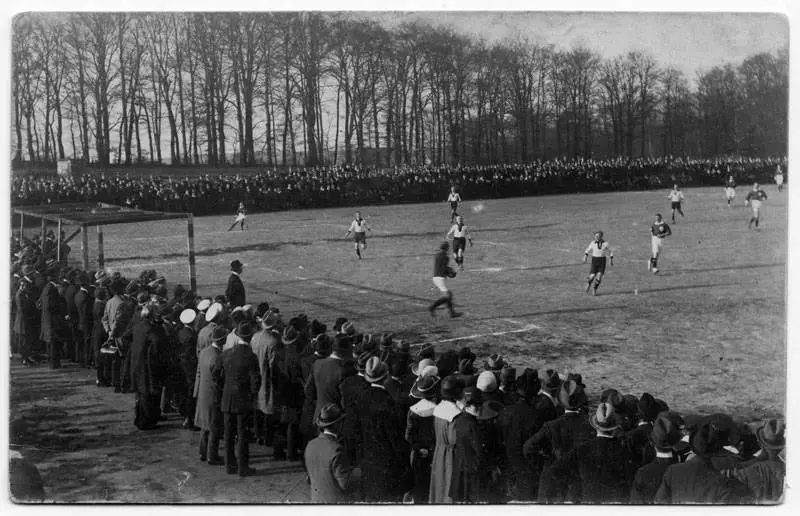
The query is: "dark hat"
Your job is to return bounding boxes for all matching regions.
[418,343,436,360]
[755,419,785,452]
[364,356,388,383]
[214,295,227,305]
[516,368,541,399]
[333,333,352,353]
[333,317,348,332]
[638,393,661,422]
[310,319,327,337]
[230,310,246,326]
[461,386,483,407]
[558,379,587,410]
[621,394,639,417]
[705,413,740,446]
[690,420,723,457]
[340,321,357,336]
[230,259,243,271]
[390,359,408,379]
[282,326,299,345]
[683,414,704,433]
[654,398,670,414]
[313,334,332,356]
[173,284,186,300]
[590,402,619,432]
[501,367,517,384]
[411,375,441,400]
[211,326,229,343]
[135,291,150,305]
[566,372,585,388]
[378,332,392,348]
[436,350,460,378]
[601,389,625,412]
[235,321,255,341]
[439,240,450,250]
[651,413,682,450]
[440,375,462,401]
[109,279,125,295]
[316,403,344,428]
[542,369,561,393]
[255,302,270,319]
[484,353,506,371]
[458,358,475,375]
[356,351,373,373]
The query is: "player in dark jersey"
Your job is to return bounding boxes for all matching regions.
[745,183,768,230]
[649,214,672,274]
[429,241,462,318]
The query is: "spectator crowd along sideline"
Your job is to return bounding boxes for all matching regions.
[12,156,787,215]
[9,199,785,504]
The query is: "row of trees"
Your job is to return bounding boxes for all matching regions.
[11,12,789,167]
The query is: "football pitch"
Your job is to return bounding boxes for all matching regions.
[75,186,786,420]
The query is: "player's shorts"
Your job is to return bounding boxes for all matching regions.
[725,188,736,199]
[671,201,682,210]
[651,236,664,257]
[589,257,607,275]
[451,202,459,211]
[432,276,449,293]
[354,232,367,244]
[234,213,247,223]
[751,199,762,216]
[453,237,467,254]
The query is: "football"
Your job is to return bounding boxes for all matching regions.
[471,203,485,214]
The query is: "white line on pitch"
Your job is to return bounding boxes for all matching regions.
[314,281,351,292]
[503,318,527,326]
[471,267,505,272]
[109,260,186,269]
[477,240,510,246]
[431,324,541,344]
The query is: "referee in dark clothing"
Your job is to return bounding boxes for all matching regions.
[429,241,462,318]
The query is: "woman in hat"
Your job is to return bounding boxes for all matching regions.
[429,375,463,503]
[450,386,486,503]
[405,374,440,503]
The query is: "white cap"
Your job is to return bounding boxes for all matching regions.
[196,299,211,312]
[477,371,498,393]
[179,309,197,325]
[206,302,223,323]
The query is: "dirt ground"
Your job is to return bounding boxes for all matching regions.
[9,362,310,503]
[8,186,787,502]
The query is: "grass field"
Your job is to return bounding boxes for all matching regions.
[52,185,786,420]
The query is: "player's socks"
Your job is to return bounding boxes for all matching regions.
[356,248,361,259]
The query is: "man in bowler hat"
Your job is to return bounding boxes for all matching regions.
[305,403,360,503]
[225,260,246,309]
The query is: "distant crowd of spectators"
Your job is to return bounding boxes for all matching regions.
[11,156,787,216]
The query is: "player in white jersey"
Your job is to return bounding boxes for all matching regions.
[745,183,768,230]
[227,202,247,231]
[344,211,371,259]
[724,176,737,207]
[667,185,685,223]
[447,186,462,223]
[775,166,784,192]
[649,214,672,274]
[583,231,613,295]
[446,215,473,271]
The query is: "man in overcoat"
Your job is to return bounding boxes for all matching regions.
[216,321,261,476]
[225,260,246,309]
[305,403,360,503]
[194,326,227,464]
[39,266,66,369]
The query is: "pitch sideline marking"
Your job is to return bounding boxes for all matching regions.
[431,323,541,344]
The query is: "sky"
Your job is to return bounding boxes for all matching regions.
[358,12,789,80]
